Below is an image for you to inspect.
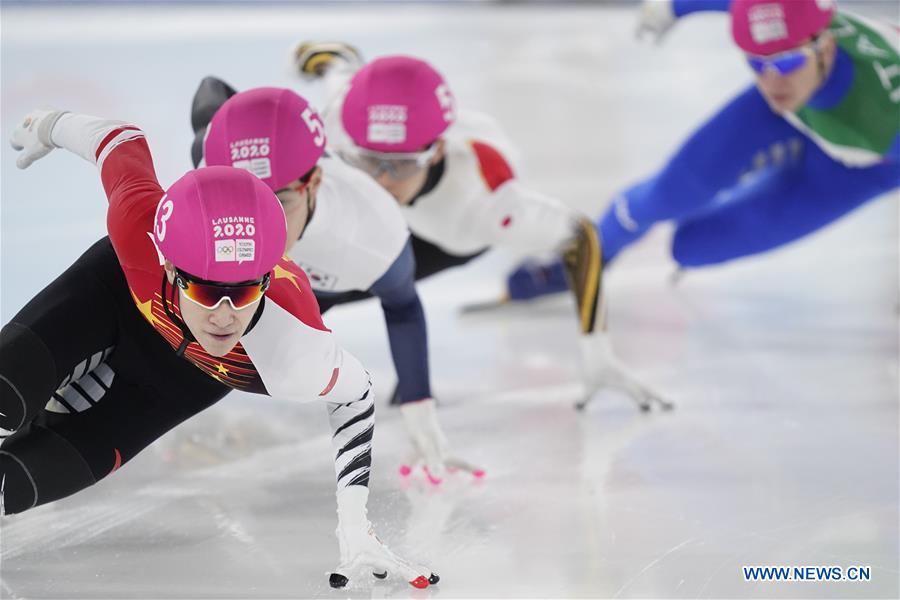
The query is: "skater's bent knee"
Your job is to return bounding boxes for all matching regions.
[1,323,58,432]
[0,451,38,514]
[0,375,27,433]
[1,425,97,513]
[671,223,736,267]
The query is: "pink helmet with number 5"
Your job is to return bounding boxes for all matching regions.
[204,87,327,192]
[731,0,836,56]
[342,55,456,153]
[153,166,287,283]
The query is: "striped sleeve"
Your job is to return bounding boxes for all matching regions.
[49,113,146,172]
[326,374,375,489]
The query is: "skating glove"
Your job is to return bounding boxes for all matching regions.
[10,108,69,169]
[399,398,485,485]
[636,0,677,43]
[331,485,439,589]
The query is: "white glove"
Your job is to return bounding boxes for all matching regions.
[330,486,438,589]
[9,108,69,169]
[636,0,678,44]
[399,398,485,485]
[579,333,673,411]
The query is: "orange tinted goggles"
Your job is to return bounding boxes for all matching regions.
[174,269,270,310]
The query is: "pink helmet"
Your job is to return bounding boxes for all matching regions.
[153,166,287,282]
[731,0,836,55]
[204,87,326,192]
[342,55,456,153]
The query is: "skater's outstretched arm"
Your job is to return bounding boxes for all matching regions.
[10,108,171,271]
[323,370,439,589]
[368,242,485,482]
[368,241,431,405]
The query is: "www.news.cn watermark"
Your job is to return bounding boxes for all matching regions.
[743,565,871,582]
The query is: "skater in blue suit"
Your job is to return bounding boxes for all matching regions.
[507,0,899,300]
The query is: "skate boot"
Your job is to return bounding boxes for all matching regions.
[577,332,673,412]
[293,41,363,80]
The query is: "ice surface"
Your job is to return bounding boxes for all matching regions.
[1,3,897,599]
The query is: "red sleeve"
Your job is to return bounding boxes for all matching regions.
[267,257,331,332]
[99,129,166,272]
[470,140,515,192]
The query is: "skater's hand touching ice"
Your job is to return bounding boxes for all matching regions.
[400,398,485,485]
[330,486,439,589]
[10,109,68,169]
[636,0,677,43]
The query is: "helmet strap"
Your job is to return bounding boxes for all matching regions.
[816,49,825,83]
[299,193,316,240]
[159,273,196,357]
[812,33,830,86]
[408,156,446,207]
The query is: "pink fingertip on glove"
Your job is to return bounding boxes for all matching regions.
[399,464,413,477]
[422,466,443,486]
[472,469,486,479]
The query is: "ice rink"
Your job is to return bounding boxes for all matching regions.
[1,2,898,598]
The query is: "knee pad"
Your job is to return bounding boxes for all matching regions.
[0,424,96,514]
[0,376,27,434]
[1,323,57,432]
[0,451,37,514]
[561,218,604,334]
[671,225,708,267]
[671,218,748,267]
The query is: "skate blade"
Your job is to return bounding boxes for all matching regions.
[576,388,675,413]
[459,295,510,315]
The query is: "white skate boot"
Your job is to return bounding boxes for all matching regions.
[577,332,673,412]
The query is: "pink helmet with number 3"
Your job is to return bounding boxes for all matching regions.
[731,0,836,56]
[153,166,287,283]
[204,87,327,192]
[342,55,456,153]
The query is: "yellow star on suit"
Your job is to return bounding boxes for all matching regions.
[273,262,303,293]
[130,290,163,327]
